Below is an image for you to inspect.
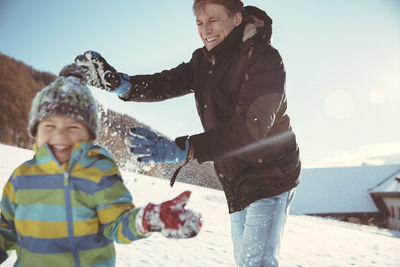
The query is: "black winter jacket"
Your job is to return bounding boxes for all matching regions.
[121,6,301,213]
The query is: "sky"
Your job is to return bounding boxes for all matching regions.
[0,0,399,168]
[1,144,400,266]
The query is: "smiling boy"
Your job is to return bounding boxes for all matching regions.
[0,64,202,266]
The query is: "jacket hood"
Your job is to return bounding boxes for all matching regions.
[242,6,273,44]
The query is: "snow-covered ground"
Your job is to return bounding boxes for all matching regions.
[1,143,400,266]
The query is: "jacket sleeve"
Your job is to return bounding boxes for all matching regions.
[0,179,18,253]
[189,47,290,163]
[119,57,195,102]
[95,174,146,244]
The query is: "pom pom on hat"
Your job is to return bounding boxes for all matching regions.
[28,63,98,140]
[59,63,88,82]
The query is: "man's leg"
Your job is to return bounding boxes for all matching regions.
[230,208,246,265]
[234,189,295,267]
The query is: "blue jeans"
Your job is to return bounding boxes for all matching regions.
[230,189,295,267]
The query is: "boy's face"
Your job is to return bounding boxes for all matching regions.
[35,115,91,164]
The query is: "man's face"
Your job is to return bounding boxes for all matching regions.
[196,3,242,51]
[35,115,91,164]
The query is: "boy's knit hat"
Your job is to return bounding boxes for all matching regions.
[28,63,98,140]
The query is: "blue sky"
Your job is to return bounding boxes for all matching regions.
[1,0,399,167]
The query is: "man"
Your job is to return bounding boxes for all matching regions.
[76,0,301,265]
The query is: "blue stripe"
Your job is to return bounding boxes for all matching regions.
[15,204,66,221]
[69,175,119,195]
[33,155,53,165]
[87,258,116,267]
[121,212,138,242]
[68,176,98,195]
[13,174,63,190]
[0,195,17,213]
[96,175,120,191]
[72,206,96,221]
[67,177,99,195]
[12,174,120,195]
[97,191,132,211]
[19,234,113,254]
[74,233,113,251]
[80,158,115,172]
[13,204,95,222]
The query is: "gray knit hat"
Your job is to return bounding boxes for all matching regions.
[28,63,98,140]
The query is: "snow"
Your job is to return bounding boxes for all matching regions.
[1,143,400,266]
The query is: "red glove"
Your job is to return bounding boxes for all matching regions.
[136,191,202,238]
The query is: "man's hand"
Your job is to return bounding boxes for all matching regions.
[125,127,190,163]
[75,51,131,95]
[136,191,202,238]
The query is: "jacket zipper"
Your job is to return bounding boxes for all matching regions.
[44,144,81,267]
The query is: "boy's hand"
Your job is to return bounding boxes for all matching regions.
[136,191,202,238]
[126,127,190,163]
[75,51,131,95]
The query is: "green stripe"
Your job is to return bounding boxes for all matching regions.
[70,190,94,207]
[17,247,75,267]
[17,189,65,205]
[94,181,130,206]
[78,242,115,266]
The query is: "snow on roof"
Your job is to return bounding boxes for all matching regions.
[369,169,400,194]
[290,164,400,215]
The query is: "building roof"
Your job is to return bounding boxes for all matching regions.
[290,164,400,215]
[369,169,400,194]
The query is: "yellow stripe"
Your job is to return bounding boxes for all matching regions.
[3,181,16,202]
[71,163,119,183]
[15,220,68,238]
[117,224,132,244]
[97,203,134,224]
[13,161,62,178]
[73,218,99,236]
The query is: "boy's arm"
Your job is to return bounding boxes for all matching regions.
[0,180,18,263]
[95,175,202,243]
[95,175,145,244]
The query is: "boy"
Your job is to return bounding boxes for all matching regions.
[0,64,202,266]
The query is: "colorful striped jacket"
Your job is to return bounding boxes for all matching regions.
[0,142,145,266]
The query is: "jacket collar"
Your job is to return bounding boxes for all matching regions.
[33,141,111,167]
[201,22,244,64]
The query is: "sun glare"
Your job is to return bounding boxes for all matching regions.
[323,90,355,119]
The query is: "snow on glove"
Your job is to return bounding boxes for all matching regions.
[136,191,202,238]
[125,126,190,163]
[75,50,131,95]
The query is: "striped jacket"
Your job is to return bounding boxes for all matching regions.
[0,142,145,266]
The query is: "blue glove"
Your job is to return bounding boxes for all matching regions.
[75,51,131,96]
[126,127,189,163]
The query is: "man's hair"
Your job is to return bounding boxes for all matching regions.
[193,0,244,16]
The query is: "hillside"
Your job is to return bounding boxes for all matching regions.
[0,52,56,148]
[0,53,221,189]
